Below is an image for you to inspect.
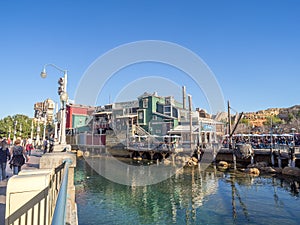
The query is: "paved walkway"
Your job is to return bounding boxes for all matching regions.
[0,149,43,224]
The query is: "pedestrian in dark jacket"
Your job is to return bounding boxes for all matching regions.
[9,139,28,175]
[0,139,11,180]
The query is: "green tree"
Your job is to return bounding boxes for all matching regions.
[0,114,33,139]
[287,113,294,123]
[0,114,55,141]
[240,118,250,125]
[297,110,300,119]
[263,115,282,126]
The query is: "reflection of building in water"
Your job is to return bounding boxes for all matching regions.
[82,154,219,224]
[129,168,219,224]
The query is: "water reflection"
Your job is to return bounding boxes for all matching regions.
[82,146,187,186]
[75,157,300,225]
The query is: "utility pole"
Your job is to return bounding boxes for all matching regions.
[228,100,236,170]
[188,95,193,150]
[227,101,232,148]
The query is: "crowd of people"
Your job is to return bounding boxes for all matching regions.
[0,135,56,181]
[222,134,300,149]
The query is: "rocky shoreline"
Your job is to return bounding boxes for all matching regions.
[217,160,300,178]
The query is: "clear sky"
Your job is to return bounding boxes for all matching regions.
[1,0,300,119]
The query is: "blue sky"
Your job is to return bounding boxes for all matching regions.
[1,0,300,119]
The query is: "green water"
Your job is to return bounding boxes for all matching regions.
[75,158,300,225]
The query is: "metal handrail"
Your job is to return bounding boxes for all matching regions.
[51,159,72,225]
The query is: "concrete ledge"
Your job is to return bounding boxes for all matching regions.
[6,172,51,217]
[40,152,76,169]
[19,168,54,175]
[53,144,72,152]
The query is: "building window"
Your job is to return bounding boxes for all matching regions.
[165,97,171,105]
[139,111,144,120]
[157,103,163,113]
[143,98,148,108]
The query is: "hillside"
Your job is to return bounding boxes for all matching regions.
[215,105,300,134]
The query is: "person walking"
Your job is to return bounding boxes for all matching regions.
[9,139,28,175]
[0,139,10,180]
[49,134,55,153]
[43,137,49,154]
[25,137,34,156]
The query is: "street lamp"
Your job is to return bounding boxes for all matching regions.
[40,63,68,145]
[13,120,17,143]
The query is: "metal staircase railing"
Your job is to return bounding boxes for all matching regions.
[135,125,151,137]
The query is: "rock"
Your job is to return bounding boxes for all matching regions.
[83,151,90,157]
[256,161,268,169]
[77,150,84,157]
[245,168,260,176]
[164,159,171,165]
[191,157,198,163]
[282,167,300,177]
[247,163,256,168]
[218,161,229,169]
[187,159,198,167]
[274,167,282,174]
[261,166,276,173]
[247,162,268,170]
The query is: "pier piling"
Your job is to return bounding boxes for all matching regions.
[270,148,275,167]
[278,150,282,168]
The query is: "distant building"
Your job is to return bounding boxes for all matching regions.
[66,89,224,147]
[136,92,182,136]
[65,104,95,133]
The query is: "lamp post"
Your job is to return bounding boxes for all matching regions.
[8,126,11,140]
[54,102,59,140]
[13,120,17,143]
[40,63,68,145]
[19,123,22,138]
[36,111,41,146]
[30,119,34,140]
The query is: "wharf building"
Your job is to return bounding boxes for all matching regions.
[65,89,224,151]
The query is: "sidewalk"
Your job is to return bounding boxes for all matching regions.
[0,149,43,224]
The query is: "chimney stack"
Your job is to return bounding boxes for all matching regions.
[182,86,186,110]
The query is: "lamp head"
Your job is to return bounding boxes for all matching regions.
[40,68,47,78]
[60,91,68,102]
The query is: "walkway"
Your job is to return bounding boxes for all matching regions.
[0,149,43,224]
